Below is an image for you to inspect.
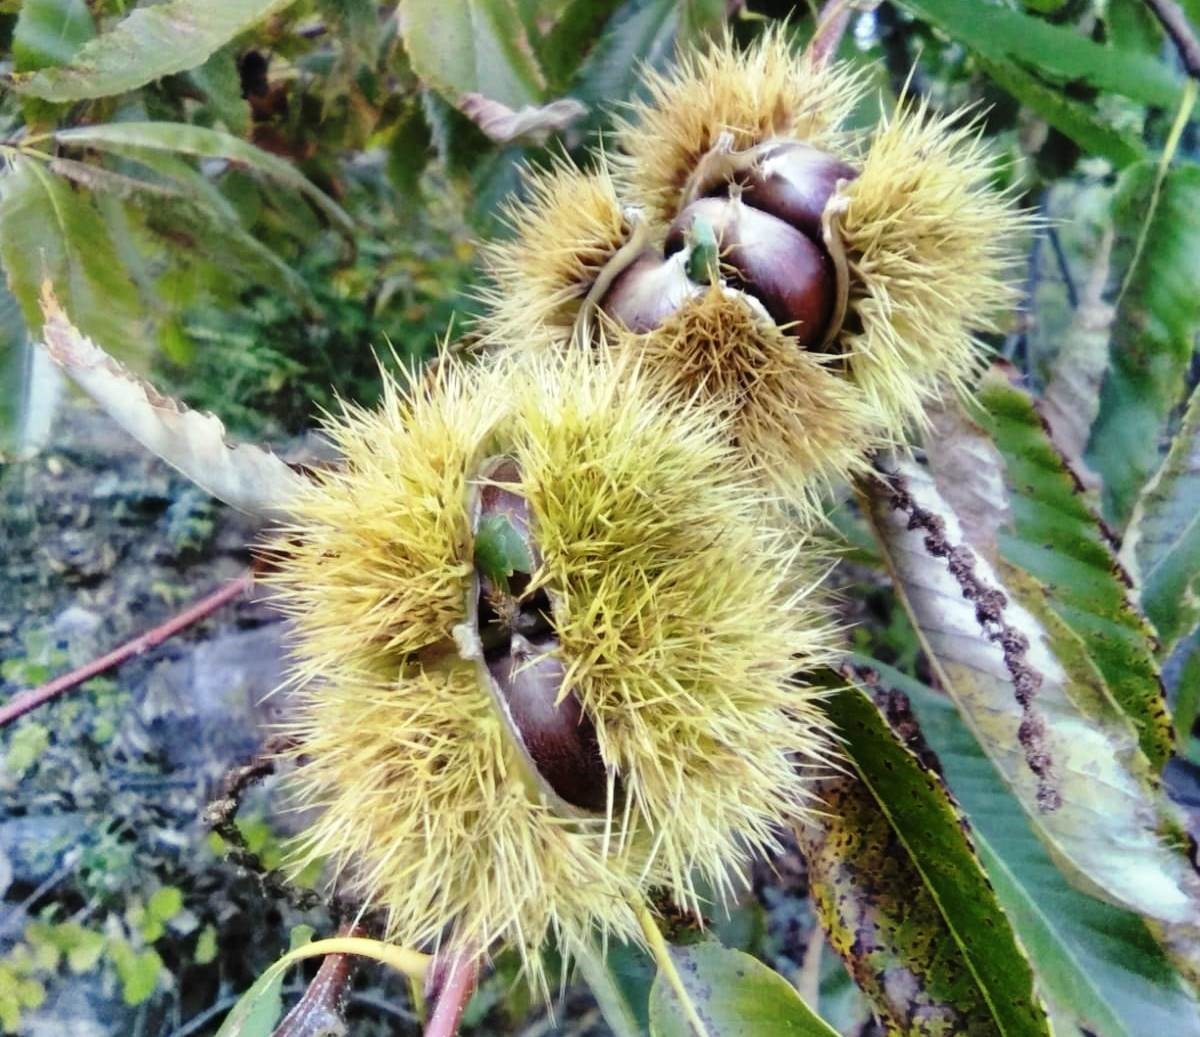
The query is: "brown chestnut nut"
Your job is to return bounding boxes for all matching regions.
[735,141,858,239]
[488,634,609,813]
[598,249,698,333]
[666,196,835,346]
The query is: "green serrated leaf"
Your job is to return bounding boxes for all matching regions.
[1106,0,1165,56]
[1087,162,1200,525]
[539,0,623,90]
[1125,383,1200,658]
[54,122,352,231]
[10,0,297,102]
[976,57,1146,169]
[0,157,146,360]
[190,46,252,137]
[965,366,1173,768]
[571,0,680,115]
[401,0,545,109]
[649,940,837,1037]
[797,681,1050,1036]
[899,0,1182,109]
[0,279,35,461]
[575,938,653,1037]
[861,657,1200,1036]
[12,0,94,73]
[474,513,533,589]
[862,456,1200,961]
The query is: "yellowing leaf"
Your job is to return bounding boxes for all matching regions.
[37,287,307,521]
[863,456,1200,929]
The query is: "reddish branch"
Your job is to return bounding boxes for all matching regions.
[1145,0,1200,79]
[423,950,482,1037]
[273,925,365,1037]
[0,571,254,729]
[808,0,854,69]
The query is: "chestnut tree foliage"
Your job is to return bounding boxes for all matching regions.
[2,2,1200,1036]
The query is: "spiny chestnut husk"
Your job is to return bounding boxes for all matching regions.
[478,158,636,349]
[480,157,878,504]
[614,29,1030,433]
[612,26,863,227]
[262,349,837,983]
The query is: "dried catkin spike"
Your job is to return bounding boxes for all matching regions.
[263,349,838,987]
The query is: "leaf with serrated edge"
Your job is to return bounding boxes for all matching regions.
[37,285,306,521]
[899,0,1182,109]
[976,57,1145,168]
[934,364,1173,768]
[1087,163,1200,525]
[1124,383,1200,658]
[401,0,545,109]
[861,455,1200,928]
[574,939,651,1037]
[856,656,1200,1037]
[10,0,297,102]
[796,680,1050,1036]
[54,123,352,231]
[649,940,836,1037]
[0,157,148,364]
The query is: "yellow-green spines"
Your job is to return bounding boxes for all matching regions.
[609,31,1028,440]
[605,287,877,501]
[263,363,499,685]
[479,160,631,347]
[613,26,864,225]
[264,350,838,979]
[511,351,838,902]
[836,99,1027,430]
[280,659,641,969]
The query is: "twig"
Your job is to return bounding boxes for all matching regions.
[1145,0,1200,79]
[424,950,482,1037]
[808,0,868,69]
[167,993,245,1037]
[203,734,329,913]
[0,570,254,729]
[0,849,81,938]
[274,924,364,1037]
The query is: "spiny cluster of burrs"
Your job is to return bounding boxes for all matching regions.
[266,29,1027,988]
[482,28,1027,504]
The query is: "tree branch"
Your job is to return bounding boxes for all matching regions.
[1145,0,1200,79]
[0,571,254,729]
[424,950,481,1037]
[273,925,364,1037]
